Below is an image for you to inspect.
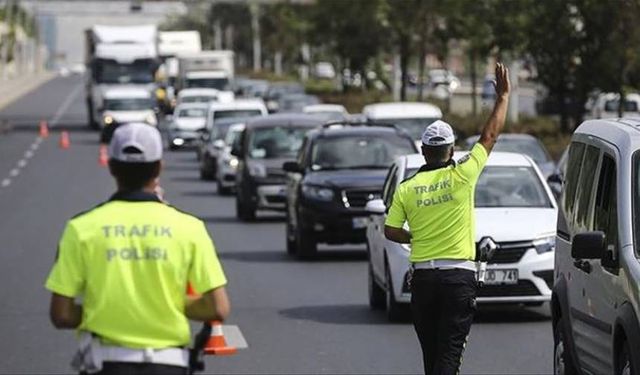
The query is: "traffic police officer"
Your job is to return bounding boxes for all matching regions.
[384,63,510,375]
[45,123,230,375]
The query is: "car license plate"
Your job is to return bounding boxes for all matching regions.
[484,269,518,285]
[352,217,368,229]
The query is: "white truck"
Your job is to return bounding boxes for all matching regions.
[177,50,235,93]
[157,31,202,110]
[84,25,160,129]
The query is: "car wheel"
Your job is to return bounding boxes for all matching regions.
[385,263,405,322]
[285,209,297,255]
[236,192,256,221]
[199,158,214,181]
[296,225,316,260]
[617,339,632,375]
[554,318,579,375]
[368,262,386,310]
[217,179,232,195]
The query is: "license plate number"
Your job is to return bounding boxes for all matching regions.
[484,269,518,285]
[352,217,368,229]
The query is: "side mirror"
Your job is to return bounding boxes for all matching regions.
[231,143,243,158]
[547,173,562,185]
[571,231,606,260]
[213,139,225,149]
[283,161,303,174]
[365,198,386,215]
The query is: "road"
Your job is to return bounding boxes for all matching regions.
[0,75,553,374]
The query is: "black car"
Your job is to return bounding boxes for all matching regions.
[199,117,248,180]
[283,124,417,258]
[232,114,325,221]
[263,82,305,113]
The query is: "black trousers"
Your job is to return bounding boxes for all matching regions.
[410,268,477,375]
[87,362,188,375]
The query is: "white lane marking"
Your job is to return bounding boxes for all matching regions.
[1,179,10,187]
[49,83,82,127]
[9,168,19,177]
[17,159,27,168]
[30,142,39,151]
[24,150,34,159]
[221,325,249,349]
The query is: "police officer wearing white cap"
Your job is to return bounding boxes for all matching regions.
[46,123,230,375]
[384,63,510,374]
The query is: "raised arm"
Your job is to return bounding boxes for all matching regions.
[478,63,511,153]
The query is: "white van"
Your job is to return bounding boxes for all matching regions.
[363,102,443,146]
[101,86,157,128]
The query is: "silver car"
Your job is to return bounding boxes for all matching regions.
[215,123,245,195]
[553,118,640,375]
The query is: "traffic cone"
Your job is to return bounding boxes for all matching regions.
[39,120,49,138]
[59,131,70,149]
[203,321,237,355]
[98,145,108,167]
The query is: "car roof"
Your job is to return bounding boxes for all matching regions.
[208,99,266,111]
[103,87,151,99]
[178,88,219,97]
[307,125,413,139]
[175,103,209,110]
[363,102,443,119]
[303,104,347,114]
[575,118,640,150]
[403,151,536,170]
[245,113,326,129]
[465,133,538,144]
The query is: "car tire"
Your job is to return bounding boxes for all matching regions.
[236,192,256,222]
[368,263,386,310]
[217,179,232,195]
[617,339,633,375]
[296,226,316,260]
[199,159,215,181]
[385,263,405,322]
[554,318,579,375]
[285,209,297,256]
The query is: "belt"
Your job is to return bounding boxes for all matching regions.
[413,259,476,272]
[100,346,189,368]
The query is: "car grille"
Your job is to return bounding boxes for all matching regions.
[477,280,540,297]
[342,189,381,208]
[265,195,286,204]
[485,241,533,264]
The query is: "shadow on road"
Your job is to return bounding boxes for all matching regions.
[279,304,404,325]
[474,304,551,323]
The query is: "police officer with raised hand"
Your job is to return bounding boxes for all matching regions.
[384,63,510,375]
[45,122,230,375]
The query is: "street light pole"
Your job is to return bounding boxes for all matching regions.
[250,3,261,72]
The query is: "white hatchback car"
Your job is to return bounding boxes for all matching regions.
[366,151,558,320]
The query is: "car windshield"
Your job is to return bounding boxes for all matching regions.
[181,95,215,104]
[186,78,229,90]
[177,108,206,118]
[248,126,308,159]
[95,60,155,84]
[210,118,246,141]
[213,110,262,120]
[492,139,550,164]
[104,98,152,111]
[311,135,415,170]
[475,166,552,208]
[225,127,243,145]
[370,118,440,140]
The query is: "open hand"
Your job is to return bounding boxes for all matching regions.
[494,62,510,99]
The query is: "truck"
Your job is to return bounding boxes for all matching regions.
[84,25,160,129]
[157,31,202,112]
[177,50,235,93]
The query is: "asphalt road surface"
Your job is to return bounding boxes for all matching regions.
[0,75,553,374]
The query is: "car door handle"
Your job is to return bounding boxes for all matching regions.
[573,259,592,274]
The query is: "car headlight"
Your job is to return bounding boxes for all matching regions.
[533,235,556,254]
[103,115,114,126]
[228,157,239,168]
[301,185,334,201]
[145,114,157,125]
[248,162,267,177]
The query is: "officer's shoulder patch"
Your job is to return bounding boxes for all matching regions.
[457,153,472,164]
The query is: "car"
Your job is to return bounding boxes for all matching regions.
[199,117,248,180]
[363,102,443,147]
[232,114,325,221]
[365,151,558,320]
[99,86,158,143]
[277,93,320,113]
[464,134,556,178]
[303,104,349,122]
[313,61,336,79]
[176,88,234,107]
[428,69,461,99]
[590,92,640,119]
[553,118,640,375]
[167,103,208,149]
[263,82,305,113]
[283,123,418,259]
[234,78,269,98]
[215,123,245,195]
[547,146,569,199]
[196,99,268,162]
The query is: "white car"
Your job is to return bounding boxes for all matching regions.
[215,123,245,195]
[363,102,443,148]
[366,151,558,321]
[176,88,234,107]
[590,92,640,119]
[101,86,157,128]
[167,103,208,149]
[303,104,348,121]
[204,99,268,132]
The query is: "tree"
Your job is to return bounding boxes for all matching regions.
[261,2,311,76]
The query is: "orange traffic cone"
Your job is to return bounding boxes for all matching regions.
[98,144,108,167]
[204,321,237,355]
[59,131,70,149]
[39,120,49,138]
